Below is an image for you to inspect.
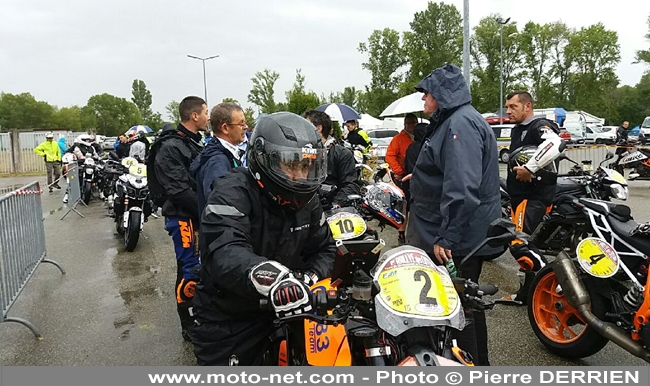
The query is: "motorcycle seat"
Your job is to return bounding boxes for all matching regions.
[608,216,650,256]
[580,198,632,222]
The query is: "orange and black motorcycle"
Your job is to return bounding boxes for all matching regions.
[528,197,650,363]
[260,217,514,366]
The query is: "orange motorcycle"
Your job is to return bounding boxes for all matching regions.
[528,198,650,363]
[261,217,515,366]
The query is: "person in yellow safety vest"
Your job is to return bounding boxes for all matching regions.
[34,132,62,192]
[345,119,372,153]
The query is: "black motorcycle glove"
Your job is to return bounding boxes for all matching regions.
[269,278,313,318]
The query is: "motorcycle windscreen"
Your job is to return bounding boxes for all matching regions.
[304,279,352,366]
[371,246,464,336]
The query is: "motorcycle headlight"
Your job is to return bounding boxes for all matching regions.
[86,168,94,175]
[610,183,628,200]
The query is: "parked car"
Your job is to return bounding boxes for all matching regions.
[628,126,640,143]
[640,117,650,144]
[367,128,399,139]
[102,136,118,151]
[369,137,392,160]
[584,124,616,144]
[489,124,515,163]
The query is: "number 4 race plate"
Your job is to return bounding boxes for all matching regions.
[576,237,620,278]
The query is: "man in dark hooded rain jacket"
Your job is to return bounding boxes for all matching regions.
[407,63,502,366]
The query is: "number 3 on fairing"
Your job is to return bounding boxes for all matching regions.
[414,270,438,305]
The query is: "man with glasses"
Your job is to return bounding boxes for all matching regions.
[191,102,248,216]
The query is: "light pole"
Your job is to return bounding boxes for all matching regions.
[187,54,219,107]
[462,0,471,90]
[497,17,510,124]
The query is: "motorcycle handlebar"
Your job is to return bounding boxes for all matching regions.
[478,284,498,296]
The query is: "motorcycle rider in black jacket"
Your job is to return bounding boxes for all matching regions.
[501,91,565,305]
[147,96,207,341]
[192,112,336,366]
[303,109,360,207]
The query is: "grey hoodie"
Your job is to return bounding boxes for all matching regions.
[408,64,502,257]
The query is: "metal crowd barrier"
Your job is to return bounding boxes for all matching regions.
[0,181,65,339]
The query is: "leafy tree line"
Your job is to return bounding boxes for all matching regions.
[245,3,650,127]
[3,3,650,133]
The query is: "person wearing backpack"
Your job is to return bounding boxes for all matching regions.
[147,96,208,342]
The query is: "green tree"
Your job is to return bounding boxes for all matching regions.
[248,69,280,113]
[131,79,153,122]
[469,15,523,113]
[565,23,620,115]
[635,15,650,66]
[285,69,321,115]
[546,22,574,107]
[0,92,55,129]
[358,28,405,116]
[402,2,463,84]
[86,93,142,136]
[244,107,256,128]
[80,105,97,130]
[51,106,83,130]
[165,100,180,124]
[221,97,239,104]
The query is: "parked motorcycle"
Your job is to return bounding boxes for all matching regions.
[259,219,516,366]
[498,152,628,256]
[81,153,98,204]
[114,159,150,251]
[609,144,650,180]
[528,197,650,363]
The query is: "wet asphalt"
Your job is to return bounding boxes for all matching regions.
[1,171,649,366]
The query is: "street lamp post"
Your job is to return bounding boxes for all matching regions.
[187,54,219,107]
[497,17,510,125]
[462,0,471,90]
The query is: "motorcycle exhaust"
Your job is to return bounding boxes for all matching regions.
[553,251,650,363]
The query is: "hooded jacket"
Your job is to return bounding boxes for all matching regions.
[323,140,360,206]
[190,137,241,216]
[148,124,204,221]
[408,64,502,257]
[193,167,336,321]
[57,138,68,155]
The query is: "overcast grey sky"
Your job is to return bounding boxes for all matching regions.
[1,0,649,119]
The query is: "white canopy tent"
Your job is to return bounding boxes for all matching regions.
[358,113,383,130]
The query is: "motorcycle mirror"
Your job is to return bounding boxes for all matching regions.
[108,151,119,161]
[605,151,615,160]
[485,218,519,247]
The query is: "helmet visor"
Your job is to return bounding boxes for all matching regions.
[260,143,328,191]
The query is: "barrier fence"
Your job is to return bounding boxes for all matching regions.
[0,181,65,339]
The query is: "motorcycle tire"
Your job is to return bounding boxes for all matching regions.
[124,211,141,252]
[83,181,92,204]
[527,265,608,359]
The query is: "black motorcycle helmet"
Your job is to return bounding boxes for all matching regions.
[248,112,328,211]
[508,145,558,184]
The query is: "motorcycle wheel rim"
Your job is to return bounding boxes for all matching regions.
[532,271,588,344]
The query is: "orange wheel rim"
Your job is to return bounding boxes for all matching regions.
[532,271,588,344]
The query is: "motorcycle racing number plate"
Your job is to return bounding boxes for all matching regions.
[576,237,621,278]
[129,164,147,177]
[121,157,138,167]
[376,248,459,318]
[326,212,366,241]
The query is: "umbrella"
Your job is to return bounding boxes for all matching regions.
[125,125,153,136]
[315,103,361,122]
[380,92,424,117]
